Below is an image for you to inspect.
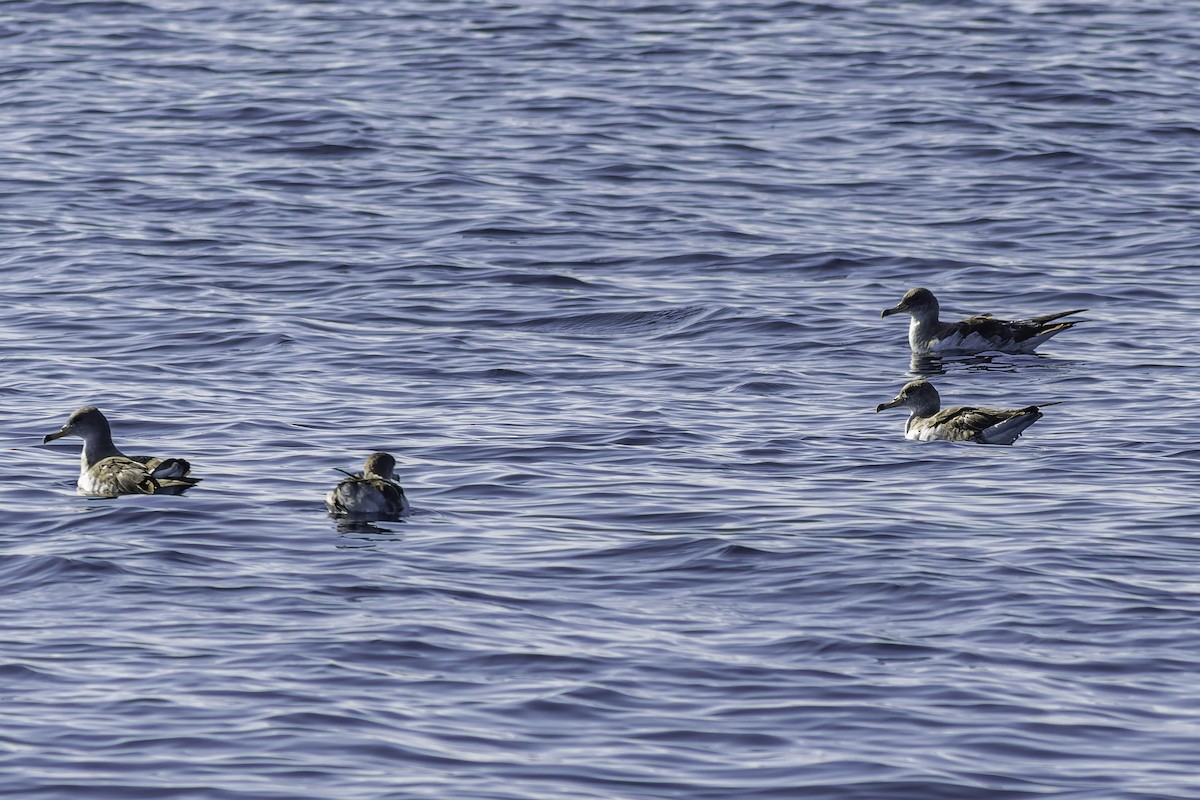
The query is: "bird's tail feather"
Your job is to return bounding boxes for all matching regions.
[149,458,192,480]
[978,409,1043,445]
[1029,309,1086,326]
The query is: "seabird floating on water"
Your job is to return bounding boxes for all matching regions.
[875,379,1048,444]
[882,287,1084,354]
[325,452,410,520]
[43,406,200,496]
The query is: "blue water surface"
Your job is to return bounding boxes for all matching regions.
[2,1,1200,798]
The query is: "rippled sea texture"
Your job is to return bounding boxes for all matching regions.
[3,2,1200,798]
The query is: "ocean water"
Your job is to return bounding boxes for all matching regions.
[3,1,1200,798]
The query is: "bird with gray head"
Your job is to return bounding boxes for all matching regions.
[882,287,1084,355]
[325,451,410,520]
[43,406,200,497]
[875,379,1049,444]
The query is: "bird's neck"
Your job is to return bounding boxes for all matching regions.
[908,396,941,419]
[907,312,940,350]
[80,436,122,469]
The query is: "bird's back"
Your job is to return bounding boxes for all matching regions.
[82,455,200,496]
[935,310,1083,354]
[326,475,409,519]
[81,456,160,496]
[911,404,1042,444]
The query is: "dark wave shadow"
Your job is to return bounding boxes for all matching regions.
[502,305,721,338]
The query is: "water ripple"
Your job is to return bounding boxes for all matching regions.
[4,0,1200,798]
